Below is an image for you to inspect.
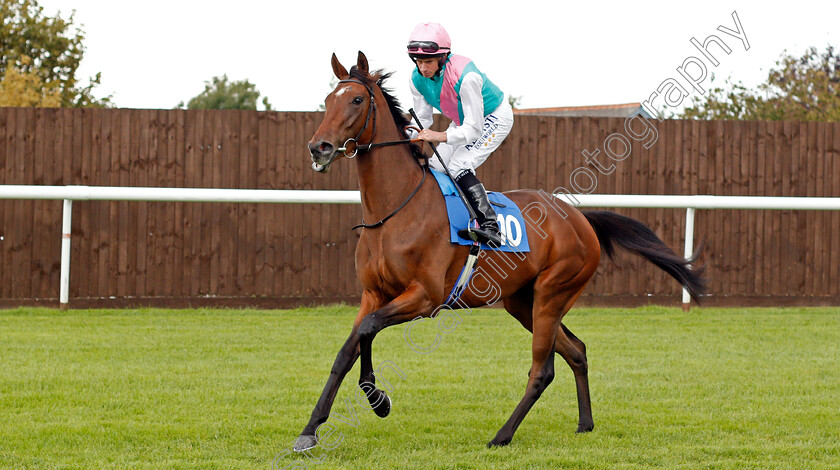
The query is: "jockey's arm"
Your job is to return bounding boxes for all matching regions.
[409,80,435,137]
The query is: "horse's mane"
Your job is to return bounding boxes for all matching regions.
[349,66,425,161]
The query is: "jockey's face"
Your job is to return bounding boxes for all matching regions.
[415,57,441,78]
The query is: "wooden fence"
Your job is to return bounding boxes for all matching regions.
[1,108,839,307]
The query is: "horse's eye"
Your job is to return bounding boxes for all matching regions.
[353,96,364,105]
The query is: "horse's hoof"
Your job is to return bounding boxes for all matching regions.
[576,423,594,433]
[372,391,391,418]
[293,434,318,452]
[487,436,511,448]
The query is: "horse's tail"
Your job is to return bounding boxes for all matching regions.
[582,210,707,302]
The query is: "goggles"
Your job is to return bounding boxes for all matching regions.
[407,41,449,53]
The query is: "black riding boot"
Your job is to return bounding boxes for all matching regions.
[455,172,503,247]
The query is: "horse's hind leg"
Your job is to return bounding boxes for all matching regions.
[504,285,594,435]
[488,311,557,447]
[489,280,587,447]
[555,323,594,432]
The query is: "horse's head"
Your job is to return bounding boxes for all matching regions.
[308,51,377,173]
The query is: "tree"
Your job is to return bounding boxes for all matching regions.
[0,0,111,107]
[681,45,840,121]
[0,59,61,106]
[180,75,273,110]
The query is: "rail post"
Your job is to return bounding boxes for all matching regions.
[682,207,696,311]
[59,199,72,310]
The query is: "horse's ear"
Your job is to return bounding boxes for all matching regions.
[331,53,349,80]
[357,51,369,73]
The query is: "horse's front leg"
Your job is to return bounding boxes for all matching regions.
[357,282,434,417]
[294,292,380,452]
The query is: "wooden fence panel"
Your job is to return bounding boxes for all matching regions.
[1,108,839,305]
[831,123,840,297]
[0,108,7,297]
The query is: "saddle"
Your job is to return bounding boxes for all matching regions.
[429,169,531,253]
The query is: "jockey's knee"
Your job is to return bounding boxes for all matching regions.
[448,160,476,179]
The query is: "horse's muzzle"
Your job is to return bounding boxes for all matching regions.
[308,141,336,173]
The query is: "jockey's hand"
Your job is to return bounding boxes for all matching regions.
[417,129,447,144]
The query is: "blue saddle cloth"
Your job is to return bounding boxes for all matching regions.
[429,169,530,253]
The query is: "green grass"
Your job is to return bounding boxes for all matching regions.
[1,306,838,469]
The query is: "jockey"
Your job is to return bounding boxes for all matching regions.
[407,22,514,248]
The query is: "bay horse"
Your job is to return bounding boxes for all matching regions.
[296,52,706,450]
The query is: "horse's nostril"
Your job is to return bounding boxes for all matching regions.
[308,141,333,157]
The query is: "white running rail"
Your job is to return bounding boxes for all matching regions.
[2,185,840,309]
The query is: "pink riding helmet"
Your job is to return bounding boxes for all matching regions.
[407,22,451,56]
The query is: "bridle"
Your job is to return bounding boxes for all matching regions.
[330,77,428,231]
[335,78,377,159]
[335,78,423,158]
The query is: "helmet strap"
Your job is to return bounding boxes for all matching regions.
[436,53,450,77]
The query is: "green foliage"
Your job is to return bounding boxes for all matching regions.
[1,306,839,469]
[682,45,840,121]
[0,0,110,107]
[180,74,273,110]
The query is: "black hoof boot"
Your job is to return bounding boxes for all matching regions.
[371,390,392,418]
[360,382,391,418]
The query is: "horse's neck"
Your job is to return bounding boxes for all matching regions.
[355,128,424,224]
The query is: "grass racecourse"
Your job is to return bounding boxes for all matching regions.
[0,305,838,469]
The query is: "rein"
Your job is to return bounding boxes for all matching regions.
[336,78,428,231]
[351,161,426,231]
[341,138,420,155]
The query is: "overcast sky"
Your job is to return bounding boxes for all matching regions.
[37,0,838,112]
